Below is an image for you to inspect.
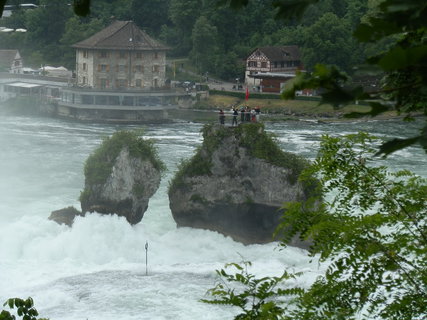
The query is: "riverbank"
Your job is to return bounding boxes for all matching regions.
[1,94,421,124]
[184,93,414,123]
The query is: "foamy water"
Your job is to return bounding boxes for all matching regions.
[0,115,425,319]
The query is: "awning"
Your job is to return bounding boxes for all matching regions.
[6,82,42,88]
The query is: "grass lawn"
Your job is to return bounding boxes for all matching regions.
[195,93,372,118]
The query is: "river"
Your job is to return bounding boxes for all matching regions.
[0,114,425,319]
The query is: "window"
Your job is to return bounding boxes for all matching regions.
[117,79,127,88]
[82,50,88,58]
[119,52,127,59]
[134,65,143,73]
[83,77,86,84]
[118,65,126,73]
[154,52,158,59]
[95,95,107,104]
[83,63,87,71]
[274,62,278,68]
[82,95,93,104]
[14,60,20,66]
[100,51,108,58]
[108,96,120,105]
[153,65,159,73]
[248,61,257,67]
[136,79,142,87]
[136,52,143,59]
[281,61,285,68]
[98,64,108,72]
[122,96,133,106]
[100,79,108,89]
[261,62,267,68]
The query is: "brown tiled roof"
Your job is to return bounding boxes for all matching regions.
[249,46,301,61]
[72,20,168,51]
[0,50,19,66]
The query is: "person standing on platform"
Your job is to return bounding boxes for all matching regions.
[232,108,238,126]
[245,106,251,122]
[255,106,261,122]
[219,109,225,125]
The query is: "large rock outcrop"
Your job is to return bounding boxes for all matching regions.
[168,123,318,246]
[80,131,164,224]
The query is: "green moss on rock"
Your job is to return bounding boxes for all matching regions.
[83,130,165,188]
[169,123,320,199]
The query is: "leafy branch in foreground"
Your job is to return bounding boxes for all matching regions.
[202,260,304,319]
[204,133,426,320]
[278,132,427,320]
[281,0,427,155]
[0,298,48,320]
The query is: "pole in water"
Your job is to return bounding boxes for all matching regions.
[145,241,148,276]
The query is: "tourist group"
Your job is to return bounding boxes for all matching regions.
[219,106,261,126]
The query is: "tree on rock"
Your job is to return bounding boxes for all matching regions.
[80,130,165,225]
[168,123,319,246]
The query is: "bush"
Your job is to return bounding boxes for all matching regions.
[83,130,165,186]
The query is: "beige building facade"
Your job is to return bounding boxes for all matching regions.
[73,21,168,90]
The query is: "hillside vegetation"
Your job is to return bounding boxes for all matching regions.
[1,0,384,82]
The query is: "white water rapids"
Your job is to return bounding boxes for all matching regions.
[0,114,425,319]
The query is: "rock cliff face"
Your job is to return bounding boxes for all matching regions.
[168,123,316,246]
[80,131,164,224]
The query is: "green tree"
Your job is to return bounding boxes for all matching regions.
[281,0,427,154]
[191,16,219,74]
[202,261,304,319]
[300,12,362,72]
[24,0,72,65]
[204,133,427,319]
[89,0,132,20]
[59,16,104,68]
[215,51,245,81]
[169,0,202,54]
[129,0,171,37]
[0,297,48,320]
[278,132,427,319]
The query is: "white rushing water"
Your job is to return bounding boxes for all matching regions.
[0,114,425,320]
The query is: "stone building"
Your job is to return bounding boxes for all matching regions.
[245,46,302,87]
[72,20,169,90]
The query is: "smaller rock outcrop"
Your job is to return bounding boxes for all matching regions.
[168,123,319,246]
[49,206,84,226]
[80,131,165,224]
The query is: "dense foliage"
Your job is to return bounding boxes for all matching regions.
[281,0,427,155]
[202,260,304,319]
[169,123,313,195]
[0,297,48,320]
[1,0,379,80]
[82,130,165,186]
[204,132,427,319]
